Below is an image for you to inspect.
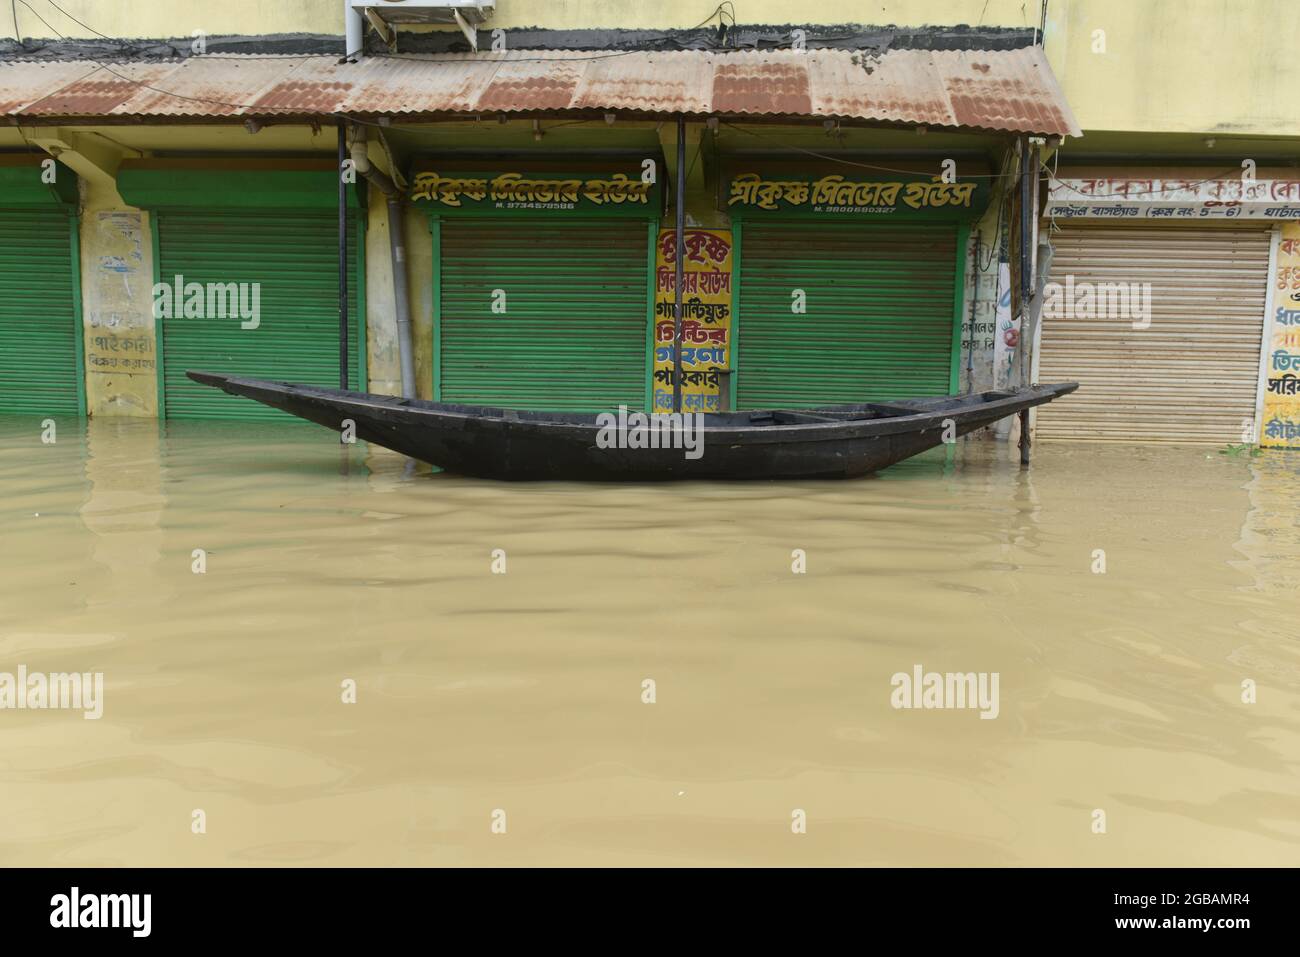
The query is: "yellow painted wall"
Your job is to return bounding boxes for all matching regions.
[1043,0,1300,136]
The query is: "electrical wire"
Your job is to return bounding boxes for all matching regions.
[978,148,1016,269]
[337,115,607,138]
[719,120,1025,181]
[22,2,743,66]
[14,2,878,71]
[34,0,136,47]
[1044,146,1062,236]
[372,3,743,65]
[713,125,1267,196]
[686,132,704,182]
[13,0,57,39]
[375,125,405,189]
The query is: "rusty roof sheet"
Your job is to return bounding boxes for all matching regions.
[0,47,1080,137]
[0,59,101,116]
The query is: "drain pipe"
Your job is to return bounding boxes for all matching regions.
[344,3,365,60]
[384,195,417,400]
[349,130,416,400]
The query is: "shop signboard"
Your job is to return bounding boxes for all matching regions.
[410,163,662,217]
[1262,224,1300,448]
[652,228,732,413]
[1046,173,1300,221]
[720,163,989,221]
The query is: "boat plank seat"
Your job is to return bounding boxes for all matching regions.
[751,410,873,425]
[864,402,927,417]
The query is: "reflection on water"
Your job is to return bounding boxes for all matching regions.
[1,414,1297,866]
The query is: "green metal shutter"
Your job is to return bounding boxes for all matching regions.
[0,209,81,416]
[737,222,958,407]
[156,210,363,419]
[438,219,649,412]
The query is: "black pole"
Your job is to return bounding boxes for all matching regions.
[673,115,686,414]
[337,122,349,390]
[1018,138,1034,466]
[965,231,980,392]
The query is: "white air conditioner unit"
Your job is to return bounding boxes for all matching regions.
[345,1,496,56]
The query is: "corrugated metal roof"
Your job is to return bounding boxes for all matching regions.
[0,48,1080,136]
[0,59,100,116]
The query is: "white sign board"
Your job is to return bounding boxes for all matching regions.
[1045,175,1300,220]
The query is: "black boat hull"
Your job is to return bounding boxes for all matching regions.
[186,371,1078,481]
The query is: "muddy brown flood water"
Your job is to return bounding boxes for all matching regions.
[1,416,1298,866]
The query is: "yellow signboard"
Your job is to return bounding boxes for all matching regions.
[653,228,732,413]
[1262,224,1300,447]
[727,173,977,212]
[409,170,657,213]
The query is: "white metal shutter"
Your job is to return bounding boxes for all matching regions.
[1036,224,1270,444]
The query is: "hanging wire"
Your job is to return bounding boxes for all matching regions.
[1044,147,1062,237]
[371,3,738,65]
[23,1,743,67]
[13,0,59,39]
[686,126,706,181]
[32,0,137,48]
[720,120,1026,181]
[9,0,26,51]
[979,147,1016,270]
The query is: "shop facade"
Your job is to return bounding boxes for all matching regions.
[405,151,993,415]
[723,161,988,409]
[0,45,1077,426]
[116,161,366,420]
[3,1,1300,460]
[410,156,662,412]
[1037,168,1300,446]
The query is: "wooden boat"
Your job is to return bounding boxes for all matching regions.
[186,370,1078,480]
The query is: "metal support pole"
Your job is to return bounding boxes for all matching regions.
[673,115,686,414]
[966,231,981,392]
[337,123,349,390]
[1019,139,1034,307]
[1018,138,1036,466]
